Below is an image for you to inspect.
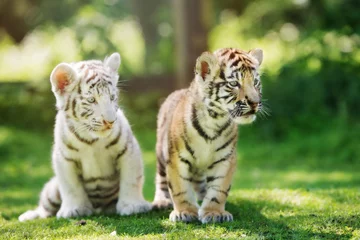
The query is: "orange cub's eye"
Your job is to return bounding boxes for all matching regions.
[229,81,238,87]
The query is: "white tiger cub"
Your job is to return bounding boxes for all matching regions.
[19,53,151,221]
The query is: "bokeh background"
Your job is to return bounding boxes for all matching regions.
[0,0,360,237]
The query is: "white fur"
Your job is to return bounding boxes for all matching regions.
[19,53,151,221]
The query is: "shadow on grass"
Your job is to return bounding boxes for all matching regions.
[1,198,355,239]
[72,200,353,238]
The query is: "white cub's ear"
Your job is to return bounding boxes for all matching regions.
[195,51,218,80]
[249,48,263,66]
[105,52,121,72]
[50,63,78,95]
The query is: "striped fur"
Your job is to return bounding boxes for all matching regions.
[19,53,151,221]
[152,48,264,223]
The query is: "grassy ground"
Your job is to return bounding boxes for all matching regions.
[0,124,359,240]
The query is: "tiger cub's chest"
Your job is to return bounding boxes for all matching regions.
[185,133,234,171]
[74,140,118,181]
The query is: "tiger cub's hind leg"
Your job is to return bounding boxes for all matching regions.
[19,177,61,221]
[167,158,199,222]
[152,159,173,210]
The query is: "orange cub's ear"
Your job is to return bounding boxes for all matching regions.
[50,63,77,95]
[249,48,263,66]
[195,52,218,81]
[200,61,209,79]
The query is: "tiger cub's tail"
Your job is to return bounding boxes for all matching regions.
[19,177,61,221]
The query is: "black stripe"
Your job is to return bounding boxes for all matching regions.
[59,149,81,170]
[207,186,229,197]
[86,73,97,83]
[206,176,224,182]
[72,98,77,118]
[181,136,195,157]
[114,146,128,162]
[218,189,229,197]
[208,152,233,169]
[80,110,91,117]
[221,49,229,56]
[215,84,220,101]
[208,109,218,119]
[180,175,204,184]
[90,82,97,89]
[209,101,225,112]
[229,53,235,60]
[192,105,233,142]
[216,134,237,152]
[210,197,220,204]
[219,70,226,80]
[62,134,79,152]
[64,97,71,111]
[105,129,121,148]
[64,142,79,152]
[157,160,166,177]
[84,111,94,118]
[191,104,211,141]
[77,85,82,94]
[231,59,240,68]
[180,200,192,205]
[68,125,98,145]
[160,187,168,192]
[172,191,186,197]
[88,186,119,199]
[179,157,193,172]
[83,173,118,183]
[226,96,236,104]
[216,119,232,136]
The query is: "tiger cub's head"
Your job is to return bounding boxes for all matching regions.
[50,53,121,137]
[194,47,263,124]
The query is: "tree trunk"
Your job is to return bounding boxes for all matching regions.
[172,0,210,89]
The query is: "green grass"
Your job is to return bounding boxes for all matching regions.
[0,125,359,240]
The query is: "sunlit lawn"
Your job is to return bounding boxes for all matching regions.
[0,125,359,239]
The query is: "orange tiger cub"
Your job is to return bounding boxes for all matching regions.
[152,48,264,223]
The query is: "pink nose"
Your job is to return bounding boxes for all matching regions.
[246,98,259,110]
[103,119,114,128]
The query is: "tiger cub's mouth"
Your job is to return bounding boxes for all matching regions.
[242,110,256,116]
[229,108,256,118]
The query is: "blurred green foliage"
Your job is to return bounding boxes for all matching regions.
[0,1,359,238]
[0,0,359,143]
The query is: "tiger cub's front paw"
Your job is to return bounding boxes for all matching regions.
[56,204,93,219]
[198,209,233,224]
[116,199,152,216]
[169,209,198,223]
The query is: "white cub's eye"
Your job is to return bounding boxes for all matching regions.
[87,97,96,103]
[110,95,116,101]
[229,81,238,87]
